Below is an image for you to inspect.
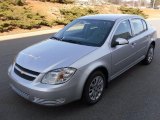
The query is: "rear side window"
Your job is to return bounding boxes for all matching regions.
[113,20,132,40]
[131,19,144,35]
[141,20,147,31]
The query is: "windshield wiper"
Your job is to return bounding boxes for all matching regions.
[50,36,62,41]
[62,39,84,45]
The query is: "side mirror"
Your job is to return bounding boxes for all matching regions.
[111,38,129,47]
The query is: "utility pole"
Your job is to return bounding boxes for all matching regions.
[133,0,135,7]
[139,0,142,8]
[144,0,147,7]
[153,0,156,8]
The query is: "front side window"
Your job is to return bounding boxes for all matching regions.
[53,19,114,47]
[113,20,132,40]
[131,19,144,35]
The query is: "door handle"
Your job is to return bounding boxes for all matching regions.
[131,42,136,46]
[130,42,136,47]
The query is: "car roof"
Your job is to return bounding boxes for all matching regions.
[79,14,142,21]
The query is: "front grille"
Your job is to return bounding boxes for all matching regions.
[15,63,39,76]
[14,63,40,81]
[33,97,65,106]
[14,68,35,81]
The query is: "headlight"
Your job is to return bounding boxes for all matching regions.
[41,67,76,85]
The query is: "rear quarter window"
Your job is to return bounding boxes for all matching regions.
[141,20,147,31]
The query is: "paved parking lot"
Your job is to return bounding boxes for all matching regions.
[0,20,160,120]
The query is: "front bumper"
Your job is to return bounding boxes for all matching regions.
[8,65,80,106]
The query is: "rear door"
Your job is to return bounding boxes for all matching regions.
[130,18,149,59]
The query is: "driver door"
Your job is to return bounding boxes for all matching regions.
[111,19,137,77]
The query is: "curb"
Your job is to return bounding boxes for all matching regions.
[0,28,61,41]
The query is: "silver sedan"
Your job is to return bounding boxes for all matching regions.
[8,14,157,106]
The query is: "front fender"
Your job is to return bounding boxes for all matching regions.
[75,59,111,98]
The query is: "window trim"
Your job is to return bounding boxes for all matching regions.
[110,19,134,47]
[141,19,148,31]
[112,19,133,41]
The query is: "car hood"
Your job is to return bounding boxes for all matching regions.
[16,39,98,73]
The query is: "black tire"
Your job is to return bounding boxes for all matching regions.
[82,71,106,105]
[142,44,154,65]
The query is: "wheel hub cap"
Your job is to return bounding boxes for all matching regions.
[148,48,154,63]
[89,76,104,101]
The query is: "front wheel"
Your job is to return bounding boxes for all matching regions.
[82,71,106,105]
[142,44,154,65]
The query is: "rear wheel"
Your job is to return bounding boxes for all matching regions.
[142,44,154,65]
[82,71,106,105]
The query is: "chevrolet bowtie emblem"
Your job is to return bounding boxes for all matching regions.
[20,70,25,74]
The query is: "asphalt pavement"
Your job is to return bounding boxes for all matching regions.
[0,20,160,120]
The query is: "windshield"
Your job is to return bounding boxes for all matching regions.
[52,19,114,47]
